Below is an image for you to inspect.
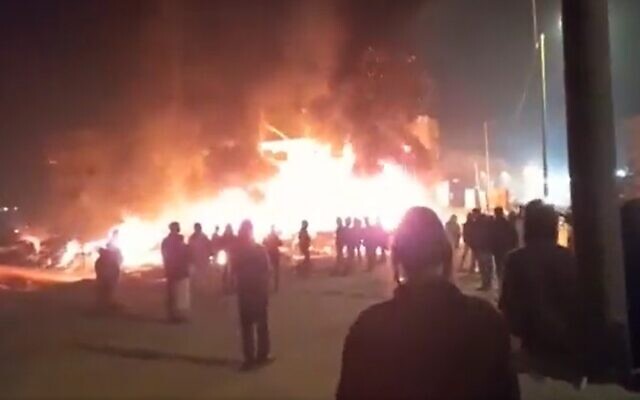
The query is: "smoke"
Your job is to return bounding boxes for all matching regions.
[45,0,431,237]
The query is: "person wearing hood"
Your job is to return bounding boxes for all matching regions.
[337,207,519,400]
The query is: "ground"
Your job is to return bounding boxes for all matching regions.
[0,260,637,399]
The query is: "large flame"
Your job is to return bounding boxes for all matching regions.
[59,138,435,269]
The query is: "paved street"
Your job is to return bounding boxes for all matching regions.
[0,261,637,399]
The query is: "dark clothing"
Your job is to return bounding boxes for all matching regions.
[210,232,222,254]
[335,226,345,265]
[240,297,270,362]
[337,281,519,400]
[188,232,211,269]
[363,225,377,270]
[492,216,518,256]
[298,228,311,273]
[231,241,271,362]
[94,248,121,309]
[263,233,283,291]
[499,243,581,357]
[161,233,189,281]
[161,233,189,318]
[445,220,462,249]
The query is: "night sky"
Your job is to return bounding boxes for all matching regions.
[0,0,638,220]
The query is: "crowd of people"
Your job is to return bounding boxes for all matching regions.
[92,200,585,395]
[446,206,519,291]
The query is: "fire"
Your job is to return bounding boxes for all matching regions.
[59,138,435,270]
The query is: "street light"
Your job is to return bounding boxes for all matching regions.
[531,0,550,198]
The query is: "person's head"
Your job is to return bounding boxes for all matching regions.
[169,222,180,234]
[494,207,504,219]
[301,220,309,229]
[97,247,107,258]
[393,207,452,284]
[214,225,220,234]
[223,224,233,235]
[472,208,481,216]
[270,224,277,234]
[336,217,343,227]
[194,222,202,233]
[449,214,458,223]
[524,200,558,245]
[238,220,254,242]
[364,217,371,227]
[345,217,352,227]
[354,218,362,228]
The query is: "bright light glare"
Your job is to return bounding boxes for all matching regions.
[616,168,628,178]
[59,138,435,269]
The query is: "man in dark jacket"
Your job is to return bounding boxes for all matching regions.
[337,207,520,400]
[335,217,345,269]
[475,213,495,291]
[188,222,211,291]
[491,207,518,284]
[94,246,121,312]
[499,201,584,383]
[298,220,311,275]
[161,222,190,322]
[231,220,272,370]
[263,225,283,292]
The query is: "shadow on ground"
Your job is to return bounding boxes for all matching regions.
[76,342,241,369]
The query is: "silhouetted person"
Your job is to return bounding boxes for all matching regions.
[460,210,479,272]
[231,220,272,370]
[363,218,377,271]
[344,217,355,274]
[188,222,211,290]
[94,246,121,312]
[210,225,222,255]
[491,207,518,283]
[263,225,283,292]
[335,217,345,268]
[337,207,519,400]
[445,214,462,250]
[161,222,190,322]
[353,218,363,263]
[373,218,388,263]
[106,229,123,266]
[220,224,236,293]
[475,212,495,291]
[298,220,311,275]
[499,201,584,384]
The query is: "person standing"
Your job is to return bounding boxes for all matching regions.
[335,217,345,269]
[161,222,190,323]
[475,212,495,291]
[491,207,518,284]
[263,225,283,292]
[188,222,211,291]
[363,218,377,271]
[500,201,584,385]
[231,220,272,370]
[220,224,236,293]
[298,220,311,276]
[343,217,355,275]
[94,246,121,312]
[445,214,462,250]
[337,207,519,399]
[353,218,363,264]
[460,210,479,272]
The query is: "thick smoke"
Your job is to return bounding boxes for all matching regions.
[46,0,431,237]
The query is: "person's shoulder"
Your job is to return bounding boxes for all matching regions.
[463,295,508,333]
[350,298,397,332]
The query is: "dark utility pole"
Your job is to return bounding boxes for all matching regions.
[562,0,631,372]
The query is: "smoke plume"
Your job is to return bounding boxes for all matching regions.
[45,0,431,237]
